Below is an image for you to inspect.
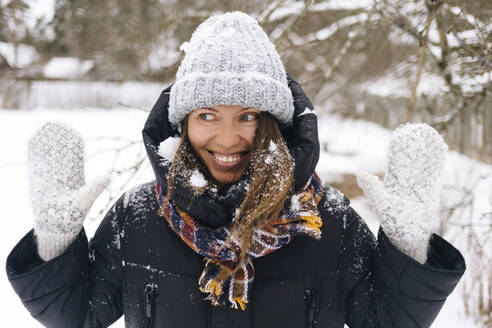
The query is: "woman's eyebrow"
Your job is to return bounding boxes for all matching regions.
[202,107,254,111]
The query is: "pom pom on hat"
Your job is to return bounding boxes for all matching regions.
[169,11,294,126]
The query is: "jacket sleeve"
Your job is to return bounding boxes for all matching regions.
[5,198,126,328]
[341,206,466,328]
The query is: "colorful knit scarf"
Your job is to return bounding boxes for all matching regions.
[155,174,324,310]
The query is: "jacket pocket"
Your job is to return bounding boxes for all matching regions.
[144,283,157,328]
[304,289,318,328]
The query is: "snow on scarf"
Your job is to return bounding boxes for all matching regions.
[155,174,324,310]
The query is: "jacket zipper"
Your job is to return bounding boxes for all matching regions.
[304,289,318,328]
[144,283,157,328]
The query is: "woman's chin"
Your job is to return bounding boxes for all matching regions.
[211,171,244,185]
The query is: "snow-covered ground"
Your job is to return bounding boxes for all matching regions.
[1,108,487,327]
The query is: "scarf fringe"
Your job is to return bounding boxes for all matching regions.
[231,297,248,311]
[301,213,323,237]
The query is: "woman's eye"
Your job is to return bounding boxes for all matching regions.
[199,113,215,121]
[240,113,259,121]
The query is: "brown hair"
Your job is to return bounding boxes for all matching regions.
[166,112,294,272]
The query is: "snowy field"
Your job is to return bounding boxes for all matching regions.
[0,107,487,327]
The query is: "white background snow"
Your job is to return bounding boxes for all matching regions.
[1,103,486,327]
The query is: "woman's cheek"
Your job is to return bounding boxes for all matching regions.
[239,124,258,144]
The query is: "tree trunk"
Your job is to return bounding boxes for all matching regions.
[105,0,114,52]
[483,98,492,163]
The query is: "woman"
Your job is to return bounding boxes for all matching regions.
[7,11,465,328]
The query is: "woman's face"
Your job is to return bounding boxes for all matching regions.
[187,105,260,184]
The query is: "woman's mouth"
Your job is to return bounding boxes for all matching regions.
[208,151,248,167]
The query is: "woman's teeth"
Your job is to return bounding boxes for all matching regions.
[213,153,241,163]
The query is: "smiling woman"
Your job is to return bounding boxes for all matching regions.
[164,106,295,295]
[187,105,260,184]
[6,10,465,328]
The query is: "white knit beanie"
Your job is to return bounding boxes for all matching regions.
[168,11,294,126]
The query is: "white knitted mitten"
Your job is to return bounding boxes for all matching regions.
[28,122,110,261]
[357,123,447,264]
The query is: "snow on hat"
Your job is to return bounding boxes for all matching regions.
[168,11,294,126]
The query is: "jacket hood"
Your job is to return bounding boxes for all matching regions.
[142,74,320,227]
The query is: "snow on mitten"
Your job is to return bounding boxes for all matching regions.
[28,122,110,261]
[356,123,447,264]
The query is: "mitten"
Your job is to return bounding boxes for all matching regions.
[28,122,110,261]
[357,123,447,264]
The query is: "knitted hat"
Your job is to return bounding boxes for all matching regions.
[168,11,294,126]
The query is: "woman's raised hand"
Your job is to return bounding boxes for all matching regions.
[28,122,110,261]
[357,123,447,264]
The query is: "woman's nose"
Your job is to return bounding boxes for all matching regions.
[215,123,241,149]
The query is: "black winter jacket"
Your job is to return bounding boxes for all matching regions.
[6,77,466,328]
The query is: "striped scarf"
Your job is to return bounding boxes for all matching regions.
[155,174,324,310]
